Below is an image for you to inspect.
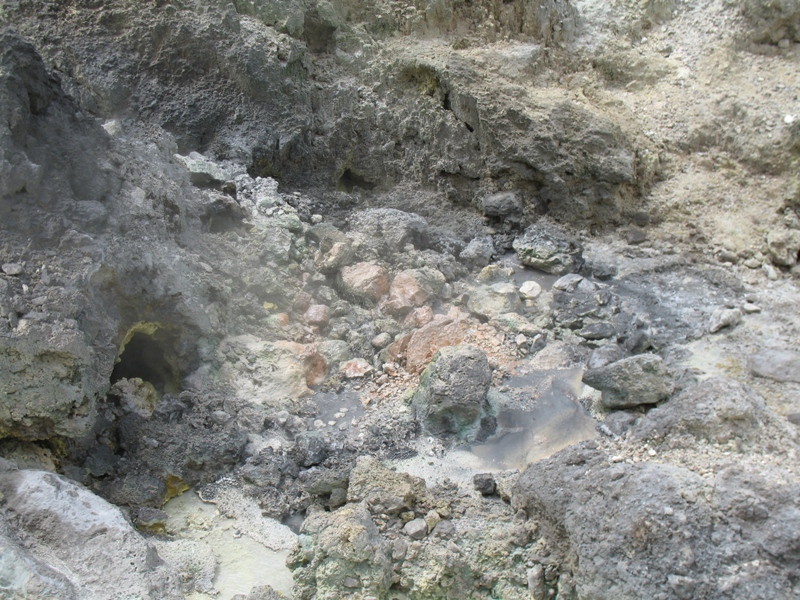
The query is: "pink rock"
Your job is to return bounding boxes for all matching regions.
[403,306,434,328]
[304,304,330,327]
[340,358,374,379]
[340,262,389,303]
[384,271,430,315]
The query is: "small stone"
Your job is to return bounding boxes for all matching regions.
[311,214,324,224]
[577,322,616,340]
[473,473,496,495]
[1,263,23,276]
[403,518,428,540]
[371,332,392,349]
[552,273,584,292]
[340,358,374,379]
[743,258,761,269]
[742,302,761,314]
[762,263,779,280]
[778,38,791,48]
[708,307,742,333]
[787,413,800,426]
[625,227,647,245]
[514,333,528,347]
[304,304,330,327]
[518,280,542,300]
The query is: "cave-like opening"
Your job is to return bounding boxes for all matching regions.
[110,331,181,394]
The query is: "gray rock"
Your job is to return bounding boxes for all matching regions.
[708,307,743,333]
[460,236,495,269]
[552,273,584,292]
[1,263,23,276]
[512,224,584,275]
[481,191,522,218]
[412,345,493,439]
[587,344,626,369]
[603,410,637,435]
[582,354,673,408]
[577,322,617,340]
[473,472,496,495]
[347,456,426,515]
[749,349,800,383]
[632,377,775,446]
[0,469,181,599]
[403,518,428,540]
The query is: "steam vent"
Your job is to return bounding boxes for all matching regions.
[1,0,800,598]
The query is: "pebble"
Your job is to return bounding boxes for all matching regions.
[742,302,761,314]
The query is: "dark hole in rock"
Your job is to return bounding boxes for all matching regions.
[110,331,181,394]
[337,169,376,192]
[304,9,337,54]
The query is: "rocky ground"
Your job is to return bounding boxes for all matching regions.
[1,0,799,598]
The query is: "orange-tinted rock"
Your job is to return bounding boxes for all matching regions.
[339,262,390,304]
[383,268,446,316]
[340,358,374,378]
[403,306,434,328]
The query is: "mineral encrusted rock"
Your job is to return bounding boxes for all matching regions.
[582,354,674,408]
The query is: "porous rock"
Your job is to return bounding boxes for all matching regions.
[512,224,584,275]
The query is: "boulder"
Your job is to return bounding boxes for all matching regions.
[466,282,523,320]
[767,228,800,267]
[632,377,776,446]
[512,224,584,275]
[459,237,495,269]
[339,262,390,305]
[347,208,429,257]
[383,268,446,316]
[582,354,673,408]
[481,191,523,218]
[0,467,181,599]
[411,345,493,439]
[390,313,474,372]
[749,349,800,383]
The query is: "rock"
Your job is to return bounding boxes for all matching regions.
[512,446,800,600]
[347,208,429,257]
[347,456,426,515]
[383,268,446,316]
[288,502,393,599]
[466,282,522,319]
[294,431,328,467]
[604,410,637,435]
[304,304,330,327]
[518,280,542,300]
[403,518,428,540]
[749,349,800,383]
[459,237,495,269]
[412,345,493,439]
[339,262,390,305]
[371,332,392,349]
[481,191,522,219]
[473,472,496,495]
[512,224,584,275]
[708,307,742,333]
[308,223,355,273]
[632,377,776,446]
[392,313,474,372]
[582,354,673,408]
[552,273,584,292]
[577,322,617,340]
[1,263,23,276]
[403,306,434,328]
[766,229,800,267]
[340,358,374,378]
[0,469,181,599]
[587,345,626,370]
[174,151,239,185]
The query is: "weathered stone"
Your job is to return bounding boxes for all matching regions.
[347,456,426,515]
[403,306,434,328]
[348,208,429,257]
[403,518,428,540]
[767,228,800,267]
[174,151,239,185]
[383,268,446,316]
[473,472,496,495]
[339,262,389,304]
[512,224,584,275]
[1,263,23,276]
[577,322,617,340]
[394,313,474,373]
[481,191,522,218]
[0,468,181,598]
[518,280,542,300]
[708,307,742,333]
[633,377,775,446]
[340,358,373,378]
[466,282,522,319]
[460,237,494,269]
[582,354,673,408]
[552,273,584,292]
[749,349,800,383]
[412,344,493,438]
[304,304,330,327]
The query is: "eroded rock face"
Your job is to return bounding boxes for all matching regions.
[412,344,493,439]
